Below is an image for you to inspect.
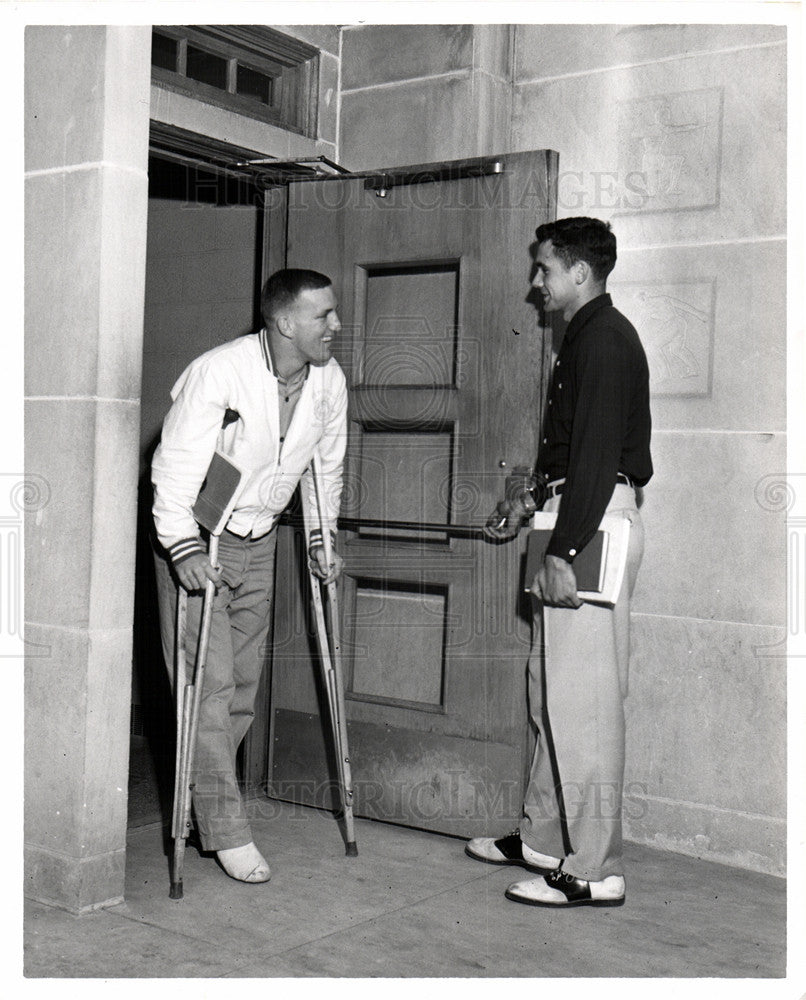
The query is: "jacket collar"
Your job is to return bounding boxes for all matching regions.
[565,293,612,342]
[258,328,308,385]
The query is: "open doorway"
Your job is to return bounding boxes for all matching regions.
[128,153,265,828]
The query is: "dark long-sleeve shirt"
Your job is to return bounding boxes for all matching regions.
[537,293,652,563]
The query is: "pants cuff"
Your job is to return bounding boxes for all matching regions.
[199,826,253,852]
[519,829,564,861]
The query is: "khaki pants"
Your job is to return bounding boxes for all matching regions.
[519,484,644,881]
[155,528,277,851]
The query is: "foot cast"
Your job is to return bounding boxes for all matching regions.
[466,831,625,908]
[216,841,271,883]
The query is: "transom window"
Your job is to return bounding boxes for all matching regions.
[150,25,318,136]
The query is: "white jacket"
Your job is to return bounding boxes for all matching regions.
[152,332,348,554]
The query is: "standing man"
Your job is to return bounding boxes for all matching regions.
[152,269,347,884]
[467,218,652,907]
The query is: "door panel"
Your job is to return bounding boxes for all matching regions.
[262,151,557,835]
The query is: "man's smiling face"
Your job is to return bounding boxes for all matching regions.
[532,240,579,320]
[285,285,341,366]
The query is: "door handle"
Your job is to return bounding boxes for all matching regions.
[277,512,489,539]
[337,517,487,539]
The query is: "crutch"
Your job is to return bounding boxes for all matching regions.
[304,451,358,856]
[170,534,219,899]
[169,449,244,899]
[170,587,188,883]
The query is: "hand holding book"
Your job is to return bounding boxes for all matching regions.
[524,511,631,607]
[531,554,583,608]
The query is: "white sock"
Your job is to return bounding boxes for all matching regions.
[589,874,625,900]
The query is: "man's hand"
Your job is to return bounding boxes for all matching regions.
[531,554,582,609]
[484,499,528,540]
[309,546,344,585]
[176,552,222,592]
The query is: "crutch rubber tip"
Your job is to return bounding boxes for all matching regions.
[345,842,358,857]
[169,881,184,900]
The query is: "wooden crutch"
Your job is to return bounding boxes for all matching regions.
[304,450,357,856]
[169,450,244,899]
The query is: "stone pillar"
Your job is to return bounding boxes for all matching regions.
[24,25,151,912]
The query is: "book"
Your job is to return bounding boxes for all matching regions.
[525,527,607,594]
[524,510,631,606]
[192,451,245,536]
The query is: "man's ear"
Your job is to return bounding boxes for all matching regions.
[276,313,293,339]
[574,260,590,285]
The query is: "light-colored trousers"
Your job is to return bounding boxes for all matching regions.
[519,484,644,881]
[155,528,277,851]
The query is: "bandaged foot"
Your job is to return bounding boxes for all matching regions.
[217,842,271,883]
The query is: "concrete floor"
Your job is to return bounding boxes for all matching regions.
[24,795,786,981]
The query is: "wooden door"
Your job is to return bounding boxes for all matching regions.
[257,151,557,836]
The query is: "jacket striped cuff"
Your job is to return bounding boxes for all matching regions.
[308,528,337,555]
[168,537,206,567]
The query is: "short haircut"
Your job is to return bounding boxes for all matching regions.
[535,217,617,282]
[261,268,332,324]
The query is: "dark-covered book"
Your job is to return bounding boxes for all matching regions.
[193,451,244,535]
[524,529,607,593]
[523,511,632,606]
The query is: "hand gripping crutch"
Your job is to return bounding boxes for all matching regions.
[304,451,358,856]
[170,533,219,900]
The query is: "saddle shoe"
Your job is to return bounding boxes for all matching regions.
[465,831,561,873]
[506,866,625,908]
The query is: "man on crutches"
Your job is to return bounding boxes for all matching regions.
[152,268,348,888]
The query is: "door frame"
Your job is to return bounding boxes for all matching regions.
[137,122,289,808]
